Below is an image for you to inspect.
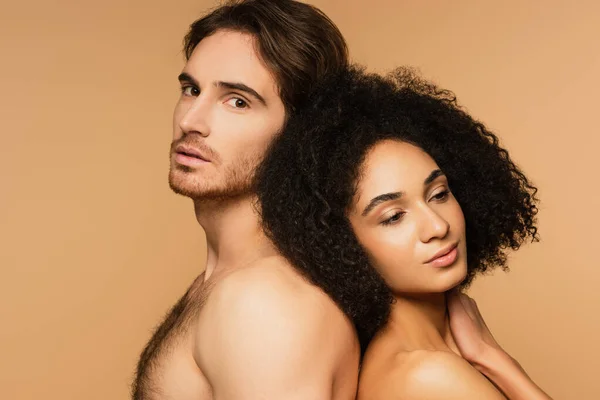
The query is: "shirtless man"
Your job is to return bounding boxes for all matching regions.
[131,1,359,399]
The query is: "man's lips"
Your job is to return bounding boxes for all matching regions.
[174,145,210,162]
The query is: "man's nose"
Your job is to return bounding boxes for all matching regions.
[178,97,211,137]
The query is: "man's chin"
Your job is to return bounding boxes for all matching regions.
[168,167,254,201]
[168,176,245,201]
[169,181,197,198]
[168,171,204,198]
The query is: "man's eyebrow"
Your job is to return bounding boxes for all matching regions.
[216,81,267,106]
[176,75,268,106]
[178,72,198,86]
[424,169,444,185]
[362,192,404,217]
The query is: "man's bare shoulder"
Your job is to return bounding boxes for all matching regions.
[373,350,505,400]
[195,256,359,398]
[200,255,358,355]
[217,256,352,322]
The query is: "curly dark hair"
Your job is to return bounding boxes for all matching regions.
[255,65,539,351]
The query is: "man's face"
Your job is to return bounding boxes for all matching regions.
[169,30,286,200]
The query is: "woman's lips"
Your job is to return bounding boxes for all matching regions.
[426,244,458,268]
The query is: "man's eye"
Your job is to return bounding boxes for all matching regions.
[181,86,200,96]
[225,97,249,109]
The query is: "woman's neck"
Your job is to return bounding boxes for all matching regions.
[383,292,459,353]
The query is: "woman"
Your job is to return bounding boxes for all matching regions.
[256,66,552,399]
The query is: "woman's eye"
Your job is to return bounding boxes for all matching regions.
[181,85,200,96]
[381,212,405,226]
[431,190,450,201]
[226,97,249,109]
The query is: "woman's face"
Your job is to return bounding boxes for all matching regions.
[348,140,468,295]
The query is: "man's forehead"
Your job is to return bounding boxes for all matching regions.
[183,30,277,93]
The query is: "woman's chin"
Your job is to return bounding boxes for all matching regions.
[430,263,469,293]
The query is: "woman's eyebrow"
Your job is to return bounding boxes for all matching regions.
[362,192,403,217]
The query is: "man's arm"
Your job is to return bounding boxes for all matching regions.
[195,265,356,400]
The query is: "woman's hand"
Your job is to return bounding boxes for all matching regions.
[447,290,553,400]
[447,290,503,368]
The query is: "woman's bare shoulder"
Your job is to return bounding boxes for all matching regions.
[361,350,506,400]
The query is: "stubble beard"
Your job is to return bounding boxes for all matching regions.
[168,153,261,203]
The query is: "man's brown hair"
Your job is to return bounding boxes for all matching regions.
[184,0,349,112]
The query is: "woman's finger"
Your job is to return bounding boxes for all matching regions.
[470,297,493,333]
[447,290,472,325]
[460,293,478,321]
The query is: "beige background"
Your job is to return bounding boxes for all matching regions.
[1,0,598,398]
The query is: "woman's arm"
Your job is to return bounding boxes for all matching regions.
[447,291,553,400]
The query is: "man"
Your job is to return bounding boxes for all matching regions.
[132,1,359,399]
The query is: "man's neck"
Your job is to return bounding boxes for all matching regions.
[193,195,277,280]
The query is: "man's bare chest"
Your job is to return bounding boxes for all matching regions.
[132,273,214,400]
